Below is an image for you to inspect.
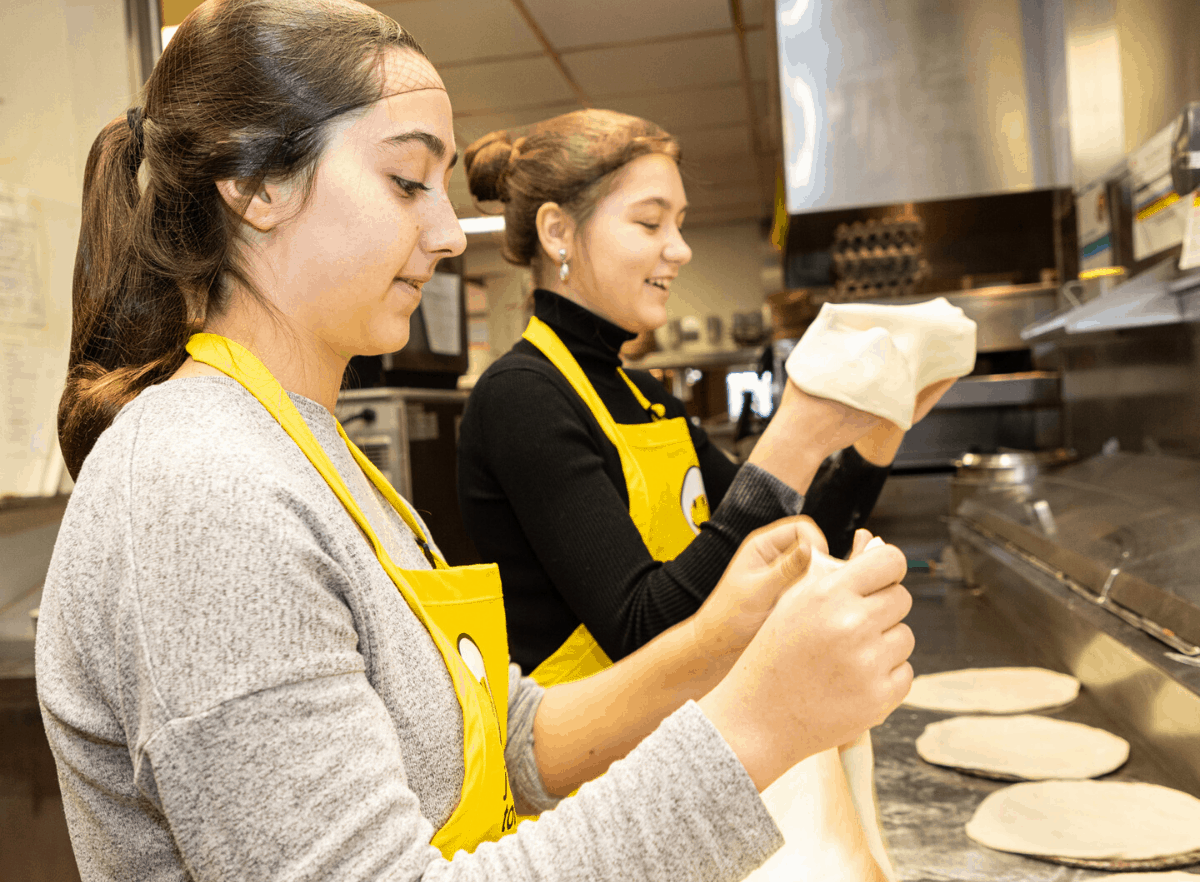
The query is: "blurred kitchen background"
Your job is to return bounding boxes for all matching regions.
[6,0,1200,878]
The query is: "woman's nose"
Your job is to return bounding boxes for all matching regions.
[425,193,467,258]
[665,230,692,266]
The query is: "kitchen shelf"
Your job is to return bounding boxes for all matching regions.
[1022,257,1200,342]
[627,347,765,371]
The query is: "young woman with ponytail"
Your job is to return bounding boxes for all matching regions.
[457,111,950,683]
[38,2,914,880]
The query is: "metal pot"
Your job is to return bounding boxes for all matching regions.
[951,449,1076,513]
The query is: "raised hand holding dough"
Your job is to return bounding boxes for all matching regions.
[785,298,977,429]
[903,666,1080,714]
[916,714,1129,780]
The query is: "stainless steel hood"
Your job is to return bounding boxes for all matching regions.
[776,0,1072,213]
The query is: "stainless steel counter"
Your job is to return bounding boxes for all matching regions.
[877,572,1200,881]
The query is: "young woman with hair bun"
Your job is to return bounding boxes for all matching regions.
[38,2,914,880]
[459,109,949,683]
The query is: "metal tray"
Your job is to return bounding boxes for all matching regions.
[954,452,1200,653]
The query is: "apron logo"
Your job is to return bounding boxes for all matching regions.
[457,634,488,686]
[680,466,710,534]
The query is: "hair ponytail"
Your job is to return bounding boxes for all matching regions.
[59,0,425,479]
[59,117,194,479]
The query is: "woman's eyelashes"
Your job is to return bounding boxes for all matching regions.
[391,175,432,198]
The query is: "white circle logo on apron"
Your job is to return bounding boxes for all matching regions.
[680,466,710,534]
[457,634,488,686]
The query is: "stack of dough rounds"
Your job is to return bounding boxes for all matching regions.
[903,667,1080,714]
[784,298,976,430]
[966,781,1200,862]
[915,714,1129,780]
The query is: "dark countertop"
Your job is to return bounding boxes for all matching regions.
[879,572,1200,881]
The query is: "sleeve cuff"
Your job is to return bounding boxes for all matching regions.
[505,666,562,815]
[714,462,806,526]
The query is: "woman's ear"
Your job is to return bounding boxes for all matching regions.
[535,202,577,264]
[215,178,288,233]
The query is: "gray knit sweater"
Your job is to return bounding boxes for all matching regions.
[36,377,782,881]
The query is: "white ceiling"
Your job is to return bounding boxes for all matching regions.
[371,0,782,228]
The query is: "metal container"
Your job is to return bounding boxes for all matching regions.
[951,448,1076,513]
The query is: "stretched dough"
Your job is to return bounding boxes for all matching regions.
[966,781,1200,860]
[785,298,977,429]
[903,667,1080,714]
[747,744,892,882]
[746,540,897,882]
[916,714,1129,780]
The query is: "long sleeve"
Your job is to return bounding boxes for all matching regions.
[800,446,892,558]
[460,365,801,665]
[36,377,784,882]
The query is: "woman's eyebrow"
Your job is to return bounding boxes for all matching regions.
[382,130,459,168]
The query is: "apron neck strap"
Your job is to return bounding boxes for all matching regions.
[184,333,447,569]
[616,368,666,421]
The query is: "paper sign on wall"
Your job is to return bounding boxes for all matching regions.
[1179,192,1200,272]
[420,272,462,356]
[1130,124,1190,262]
[0,182,47,329]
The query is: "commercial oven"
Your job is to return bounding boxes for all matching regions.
[335,387,479,566]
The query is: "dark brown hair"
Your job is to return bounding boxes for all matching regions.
[463,109,680,277]
[60,0,425,479]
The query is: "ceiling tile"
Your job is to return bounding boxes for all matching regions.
[745,26,775,83]
[369,0,543,64]
[673,124,754,160]
[685,203,764,226]
[602,84,748,135]
[741,1,768,28]
[682,151,759,186]
[564,33,742,98]
[453,102,583,149]
[687,180,766,208]
[439,56,576,115]
[521,0,732,49]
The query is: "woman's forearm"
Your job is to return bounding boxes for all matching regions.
[532,617,731,796]
[747,383,876,495]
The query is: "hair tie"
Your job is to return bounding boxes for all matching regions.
[126,107,146,155]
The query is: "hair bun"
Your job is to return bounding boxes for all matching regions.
[464,129,518,203]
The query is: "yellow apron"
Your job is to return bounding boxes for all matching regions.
[522,316,710,686]
[185,333,517,858]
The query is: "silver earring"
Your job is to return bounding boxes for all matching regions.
[558,247,570,282]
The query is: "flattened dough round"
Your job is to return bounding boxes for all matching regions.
[916,714,1128,779]
[903,667,1080,714]
[1091,874,1200,880]
[966,781,1200,860]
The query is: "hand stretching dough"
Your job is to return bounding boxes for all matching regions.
[785,298,977,429]
[903,667,1080,714]
[966,780,1200,860]
[916,714,1129,780]
[745,540,898,882]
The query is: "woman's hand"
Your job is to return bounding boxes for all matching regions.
[689,516,829,663]
[911,377,957,424]
[748,381,886,495]
[854,376,959,466]
[697,541,914,791]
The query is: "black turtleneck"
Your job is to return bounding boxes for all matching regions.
[457,289,890,672]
